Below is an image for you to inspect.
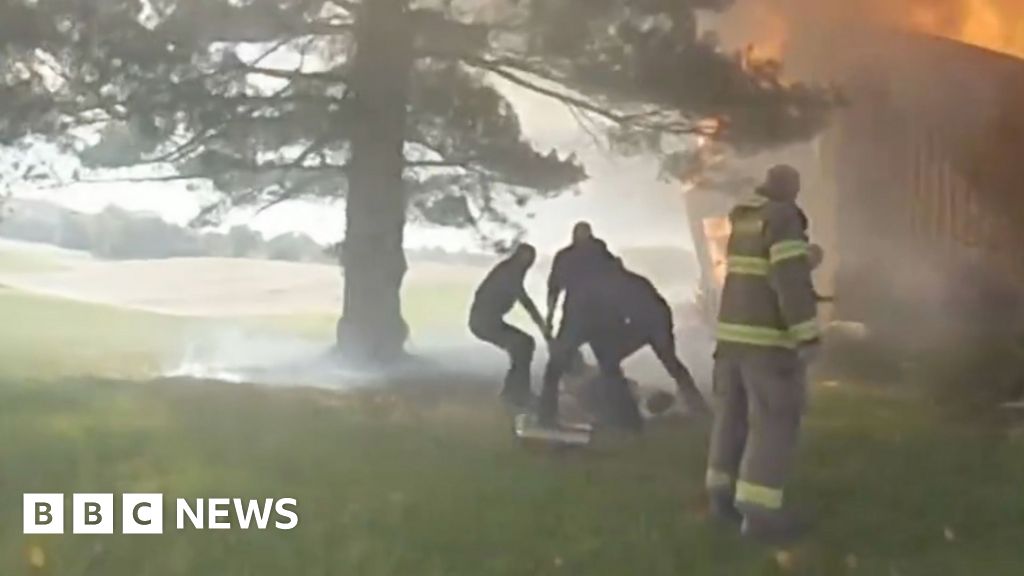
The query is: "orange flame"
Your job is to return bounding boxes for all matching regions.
[718,0,1024,60]
[912,0,1024,58]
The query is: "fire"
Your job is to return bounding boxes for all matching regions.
[908,0,1024,58]
[716,0,1024,60]
[709,0,789,62]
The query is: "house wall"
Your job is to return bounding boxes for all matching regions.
[686,32,1024,331]
[816,34,1024,327]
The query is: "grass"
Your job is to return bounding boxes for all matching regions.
[0,249,70,274]
[1,289,1024,575]
[0,288,193,380]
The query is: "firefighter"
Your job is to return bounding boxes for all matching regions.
[469,244,552,408]
[538,260,708,430]
[705,164,820,545]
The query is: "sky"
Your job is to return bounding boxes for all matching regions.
[9,52,697,257]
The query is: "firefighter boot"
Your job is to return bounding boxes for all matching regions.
[708,490,743,527]
[741,509,809,546]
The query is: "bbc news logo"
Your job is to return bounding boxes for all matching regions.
[24,494,299,534]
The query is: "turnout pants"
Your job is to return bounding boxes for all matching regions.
[469,315,536,397]
[706,349,807,515]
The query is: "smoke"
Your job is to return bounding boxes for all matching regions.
[163,326,383,389]
[712,0,1024,60]
[157,318,719,404]
[160,323,516,391]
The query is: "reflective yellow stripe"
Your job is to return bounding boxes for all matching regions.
[769,240,809,264]
[736,194,768,208]
[706,469,733,489]
[717,321,819,348]
[716,323,797,349]
[726,256,770,276]
[736,481,784,510]
[789,319,820,342]
[732,216,764,236]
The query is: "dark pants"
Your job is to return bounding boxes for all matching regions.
[470,314,536,397]
[554,293,588,375]
[540,301,699,426]
[585,327,646,429]
[617,315,696,384]
[539,296,637,427]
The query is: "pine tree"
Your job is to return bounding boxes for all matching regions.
[0,0,837,362]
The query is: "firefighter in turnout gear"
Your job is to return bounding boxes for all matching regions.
[705,164,820,545]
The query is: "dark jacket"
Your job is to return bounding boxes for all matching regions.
[547,238,616,305]
[471,259,533,320]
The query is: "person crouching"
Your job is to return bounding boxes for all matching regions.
[469,244,552,408]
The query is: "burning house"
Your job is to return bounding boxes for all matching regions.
[688,21,1024,334]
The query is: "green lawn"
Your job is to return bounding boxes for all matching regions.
[1,289,1024,575]
[246,275,476,340]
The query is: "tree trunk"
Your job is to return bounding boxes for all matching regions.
[336,0,413,363]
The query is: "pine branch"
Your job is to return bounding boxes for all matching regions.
[250,37,295,67]
[457,56,716,137]
[565,104,607,151]
[406,159,479,169]
[70,161,350,186]
[146,128,222,165]
[238,64,349,84]
[307,22,356,35]
[467,58,629,123]
[73,174,210,184]
[255,177,324,215]
[66,155,482,188]
[144,79,300,166]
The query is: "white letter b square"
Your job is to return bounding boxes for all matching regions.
[73,493,114,534]
[24,494,63,534]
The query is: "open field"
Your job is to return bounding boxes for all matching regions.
[0,239,478,325]
[1,243,1024,575]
